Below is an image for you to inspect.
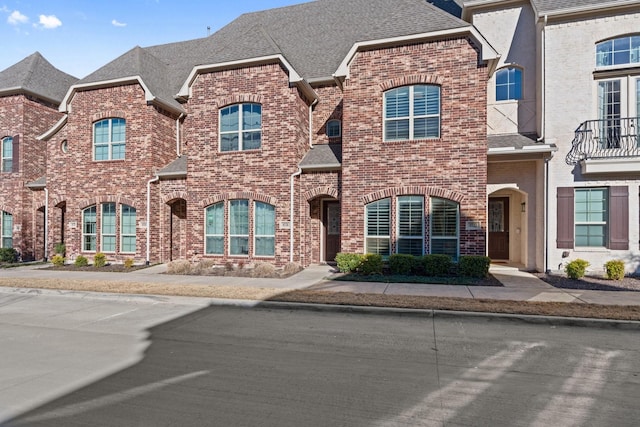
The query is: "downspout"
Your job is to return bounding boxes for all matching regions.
[309,99,318,148]
[176,113,184,156]
[146,175,159,265]
[44,188,48,261]
[544,155,550,273]
[537,14,547,143]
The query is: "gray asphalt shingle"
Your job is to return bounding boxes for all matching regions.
[531,0,639,14]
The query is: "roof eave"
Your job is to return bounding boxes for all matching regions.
[535,0,640,19]
[300,163,342,172]
[0,86,61,106]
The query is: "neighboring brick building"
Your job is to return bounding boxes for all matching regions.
[2,0,499,267]
[0,53,76,260]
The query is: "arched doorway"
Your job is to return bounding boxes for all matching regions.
[167,198,187,261]
[488,185,528,266]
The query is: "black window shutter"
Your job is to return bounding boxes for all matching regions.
[608,186,628,250]
[12,135,19,173]
[557,187,574,249]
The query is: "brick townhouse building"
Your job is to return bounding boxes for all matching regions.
[1,0,499,267]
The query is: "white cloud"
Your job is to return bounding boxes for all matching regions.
[37,14,61,29]
[8,10,28,25]
[111,19,126,27]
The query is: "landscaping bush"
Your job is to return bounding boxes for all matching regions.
[359,253,384,275]
[93,252,107,267]
[283,262,303,276]
[389,254,415,275]
[335,252,363,273]
[54,242,66,256]
[51,254,65,266]
[124,258,135,269]
[253,262,276,278]
[0,247,18,263]
[459,255,491,278]
[167,259,191,274]
[423,254,453,277]
[604,259,625,281]
[565,258,589,279]
[74,255,89,267]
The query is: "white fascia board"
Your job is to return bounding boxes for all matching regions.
[37,115,67,141]
[488,144,557,154]
[334,27,500,79]
[177,54,318,102]
[59,76,152,112]
[536,0,640,19]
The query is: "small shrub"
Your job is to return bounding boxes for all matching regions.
[74,255,89,267]
[54,242,66,256]
[93,252,107,267]
[124,258,135,269]
[335,252,364,273]
[565,258,589,279]
[253,262,277,278]
[423,254,453,277]
[167,259,191,274]
[283,262,302,276]
[224,261,235,271]
[0,247,19,263]
[604,259,625,281]
[389,254,415,275]
[51,254,65,266]
[459,255,491,278]
[237,260,245,270]
[191,259,215,274]
[359,253,384,275]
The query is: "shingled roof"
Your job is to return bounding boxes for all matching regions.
[69,0,472,108]
[530,0,640,15]
[0,52,77,104]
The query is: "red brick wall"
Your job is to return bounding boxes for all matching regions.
[46,83,179,262]
[312,85,343,146]
[179,62,310,266]
[340,38,488,256]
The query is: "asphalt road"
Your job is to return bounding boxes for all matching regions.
[2,289,640,427]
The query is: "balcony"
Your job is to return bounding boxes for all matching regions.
[566,117,640,174]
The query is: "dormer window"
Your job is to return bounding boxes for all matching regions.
[596,35,640,68]
[495,67,523,101]
[94,118,125,161]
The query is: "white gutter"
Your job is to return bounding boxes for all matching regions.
[44,188,49,261]
[290,168,302,263]
[176,113,185,156]
[146,176,159,265]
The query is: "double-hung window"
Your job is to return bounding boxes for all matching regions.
[82,206,97,251]
[205,202,224,255]
[121,205,136,253]
[1,137,12,172]
[430,198,460,260]
[397,196,424,256]
[254,202,275,256]
[495,67,523,101]
[1,211,12,248]
[384,85,440,141]
[94,118,125,160]
[229,200,249,255]
[575,188,608,247]
[220,104,262,151]
[101,203,116,252]
[365,198,391,257]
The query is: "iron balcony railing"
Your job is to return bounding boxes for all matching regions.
[565,117,640,165]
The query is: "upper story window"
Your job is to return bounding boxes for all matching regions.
[220,103,262,152]
[94,118,125,161]
[596,35,640,68]
[495,67,523,101]
[1,137,12,172]
[384,85,440,141]
[326,119,341,138]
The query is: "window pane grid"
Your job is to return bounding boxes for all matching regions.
[384,85,440,141]
[94,118,126,161]
[430,198,459,260]
[205,203,224,255]
[365,199,390,256]
[495,67,522,101]
[101,203,116,252]
[229,200,249,255]
[220,104,262,151]
[83,206,97,252]
[596,36,640,67]
[254,202,275,256]
[1,211,12,248]
[121,205,136,253]
[575,188,608,247]
[2,137,13,172]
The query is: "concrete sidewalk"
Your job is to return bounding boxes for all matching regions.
[2,262,640,306]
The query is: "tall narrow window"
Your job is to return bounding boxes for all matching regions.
[121,205,136,253]
[1,137,12,172]
[365,198,391,257]
[1,211,12,248]
[431,198,459,260]
[254,202,275,256]
[101,203,116,252]
[220,104,262,151]
[397,196,424,256]
[495,67,523,101]
[598,80,621,148]
[94,118,125,160]
[82,206,97,251]
[326,120,341,138]
[229,200,249,255]
[205,202,224,255]
[575,188,608,247]
[384,85,440,141]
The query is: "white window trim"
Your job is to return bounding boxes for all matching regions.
[1,211,12,248]
[429,197,460,260]
[383,85,441,142]
[219,104,262,152]
[574,188,608,248]
[204,203,224,256]
[364,198,391,257]
[93,118,125,161]
[595,35,640,69]
[120,205,137,254]
[228,200,250,256]
[101,203,117,253]
[495,66,524,102]
[253,201,276,258]
[82,206,97,253]
[1,136,12,172]
[396,196,424,256]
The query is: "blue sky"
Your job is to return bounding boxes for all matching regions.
[0,0,310,78]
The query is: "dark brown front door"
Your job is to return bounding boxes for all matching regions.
[488,197,509,260]
[323,201,340,263]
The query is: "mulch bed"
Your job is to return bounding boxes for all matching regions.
[535,273,640,292]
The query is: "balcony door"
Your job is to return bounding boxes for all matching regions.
[598,80,621,148]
